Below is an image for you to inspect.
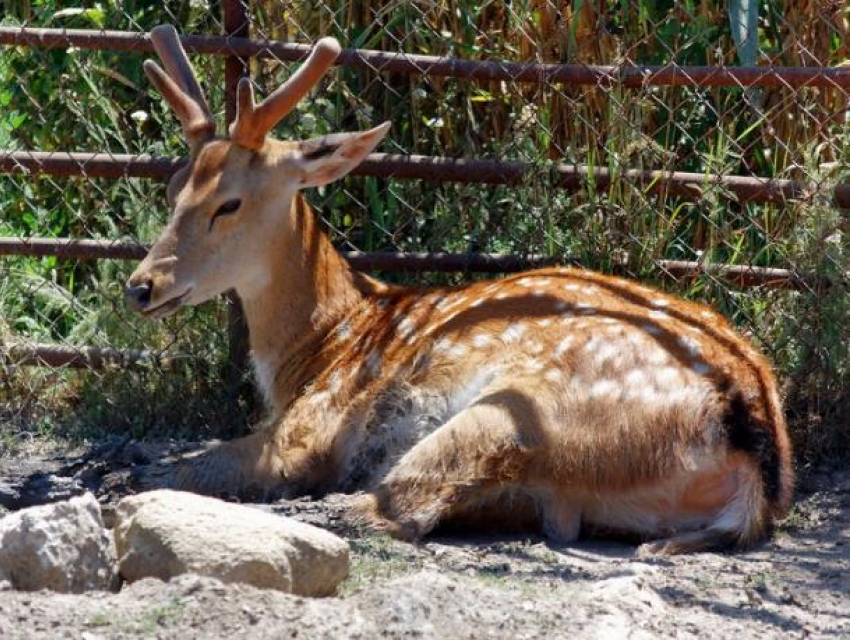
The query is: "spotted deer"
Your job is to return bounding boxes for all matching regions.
[125,25,793,554]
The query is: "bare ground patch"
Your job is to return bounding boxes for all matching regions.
[0,440,847,639]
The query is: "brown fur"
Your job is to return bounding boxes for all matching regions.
[125,26,795,555]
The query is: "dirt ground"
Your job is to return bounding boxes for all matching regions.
[0,440,848,639]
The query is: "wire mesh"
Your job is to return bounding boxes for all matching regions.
[1,1,847,460]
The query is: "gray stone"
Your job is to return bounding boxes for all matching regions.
[114,490,349,596]
[0,493,118,592]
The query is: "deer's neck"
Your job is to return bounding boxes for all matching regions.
[237,194,372,412]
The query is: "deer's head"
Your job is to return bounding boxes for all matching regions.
[126,25,389,318]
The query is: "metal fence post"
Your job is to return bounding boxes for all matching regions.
[222,0,252,421]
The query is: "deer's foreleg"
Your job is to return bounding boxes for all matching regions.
[356,398,540,540]
[129,430,285,500]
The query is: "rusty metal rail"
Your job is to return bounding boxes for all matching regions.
[3,343,163,369]
[3,26,850,88]
[0,237,820,289]
[2,150,847,208]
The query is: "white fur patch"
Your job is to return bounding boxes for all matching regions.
[544,369,562,383]
[528,341,544,355]
[562,283,581,292]
[397,316,416,340]
[537,318,554,328]
[677,335,702,357]
[327,370,344,394]
[648,310,668,320]
[652,298,670,307]
[576,303,596,314]
[589,379,620,398]
[448,343,468,358]
[472,334,492,348]
[501,323,527,343]
[555,336,575,357]
[335,321,352,340]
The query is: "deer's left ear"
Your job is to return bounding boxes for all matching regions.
[294,122,390,188]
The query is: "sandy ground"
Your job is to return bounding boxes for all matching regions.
[0,441,848,639]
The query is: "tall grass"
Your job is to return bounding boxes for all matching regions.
[0,0,847,461]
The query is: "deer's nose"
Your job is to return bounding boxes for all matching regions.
[125,279,153,312]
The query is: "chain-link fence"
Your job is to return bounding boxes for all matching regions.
[1,1,847,461]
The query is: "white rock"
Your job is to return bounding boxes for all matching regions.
[114,490,349,596]
[0,493,118,593]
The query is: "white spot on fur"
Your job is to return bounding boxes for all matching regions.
[655,367,680,385]
[624,369,647,386]
[677,335,702,357]
[590,379,619,398]
[576,303,595,314]
[517,280,535,288]
[528,341,544,355]
[433,337,452,353]
[470,298,486,308]
[397,316,416,340]
[648,310,668,320]
[495,292,511,300]
[701,310,715,319]
[544,369,562,383]
[652,298,670,307]
[594,343,620,364]
[555,336,575,357]
[537,318,554,328]
[335,321,352,340]
[525,359,545,373]
[436,296,454,311]
[472,334,492,348]
[448,343,468,358]
[501,323,527,343]
[327,370,344,394]
[308,390,331,407]
[533,289,546,297]
[582,286,598,295]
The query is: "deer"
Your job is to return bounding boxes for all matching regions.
[123,24,794,555]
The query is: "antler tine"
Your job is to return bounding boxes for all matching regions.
[145,24,215,151]
[230,37,341,150]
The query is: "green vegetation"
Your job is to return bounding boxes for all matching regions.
[0,1,847,461]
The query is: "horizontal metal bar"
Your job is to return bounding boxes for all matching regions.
[3,150,847,208]
[3,26,850,88]
[4,343,160,369]
[0,237,822,290]
[0,237,554,272]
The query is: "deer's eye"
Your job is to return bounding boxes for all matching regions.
[209,199,242,230]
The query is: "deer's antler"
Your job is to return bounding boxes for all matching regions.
[230,37,341,150]
[143,24,216,152]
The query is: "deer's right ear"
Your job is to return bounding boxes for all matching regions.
[294,122,390,188]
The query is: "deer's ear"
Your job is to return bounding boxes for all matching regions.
[294,122,390,188]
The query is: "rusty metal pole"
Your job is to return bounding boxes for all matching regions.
[222,0,253,422]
